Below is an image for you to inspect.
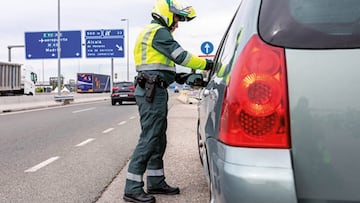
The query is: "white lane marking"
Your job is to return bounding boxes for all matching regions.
[118,121,127,125]
[75,138,95,147]
[102,128,114,134]
[25,156,60,173]
[72,107,96,114]
[129,116,136,120]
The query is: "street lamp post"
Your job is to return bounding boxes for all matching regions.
[57,0,61,95]
[7,45,24,62]
[121,18,129,81]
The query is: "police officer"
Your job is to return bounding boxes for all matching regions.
[123,0,213,202]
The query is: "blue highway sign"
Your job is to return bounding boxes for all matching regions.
[25,31,82,59]
[200,41,214,55]
[85,29,124,58]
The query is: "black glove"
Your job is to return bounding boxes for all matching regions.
[175,73,190,84]
[205,59,214,70]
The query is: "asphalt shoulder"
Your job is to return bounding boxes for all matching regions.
[95,97,209,203]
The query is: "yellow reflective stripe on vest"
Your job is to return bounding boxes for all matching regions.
[134,23,175,71]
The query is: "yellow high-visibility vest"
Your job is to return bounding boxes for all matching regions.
[134,23,176,72]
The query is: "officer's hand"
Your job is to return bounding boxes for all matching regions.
[205,59,214,70]
[175,73,190,84]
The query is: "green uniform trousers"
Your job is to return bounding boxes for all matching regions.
[124,84,168,194]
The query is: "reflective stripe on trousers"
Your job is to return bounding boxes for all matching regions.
[127,172,143,182]
[126,168,164,183]
[147,168,164,176]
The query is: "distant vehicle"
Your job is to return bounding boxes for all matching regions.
[168,82,181,93]
[174,86,179,93]
[187,0,360,202]
[168,83,176,90]
[0,61,37,96]
[76,73,110,93]
[111,81,136,105]
[64,84,75,92]
[182,84,191,90]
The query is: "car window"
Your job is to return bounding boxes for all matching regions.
[212,1,247,83]
[115,82,133,87]
[259,0,360,49]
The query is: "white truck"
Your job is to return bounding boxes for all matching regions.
[0,61,37,96]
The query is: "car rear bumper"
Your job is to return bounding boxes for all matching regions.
[111,95,135,101]
[207,139,297,203]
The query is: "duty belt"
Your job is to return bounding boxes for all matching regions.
[137,72,169,89]
[136,72,169,103]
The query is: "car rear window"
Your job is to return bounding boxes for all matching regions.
[115,82,133,87]
[259,0,360,49]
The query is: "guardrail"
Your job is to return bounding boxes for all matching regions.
[54,95,74,104]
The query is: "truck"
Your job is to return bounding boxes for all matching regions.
[76,73,110,93]
[0,61,37,96]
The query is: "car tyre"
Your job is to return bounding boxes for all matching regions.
[111,100,116,105]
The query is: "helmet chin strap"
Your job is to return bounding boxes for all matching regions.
[152,13,170,28]
[169,22,176,30]
[151,12,180,31]
[169,14,180,31]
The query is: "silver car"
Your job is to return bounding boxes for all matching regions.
[193,0,360,202]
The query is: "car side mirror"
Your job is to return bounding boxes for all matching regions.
[186,73,206,87]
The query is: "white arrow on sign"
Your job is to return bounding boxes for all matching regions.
[116,44,123,51]
[204,43,210,54]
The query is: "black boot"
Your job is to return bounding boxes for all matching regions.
[123,193,156,203]
[147,183,180,195]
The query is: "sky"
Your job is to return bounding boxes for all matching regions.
[0,0,240,83]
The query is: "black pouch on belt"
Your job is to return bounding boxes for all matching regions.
[136,73,146,88]
[144,74,158,103]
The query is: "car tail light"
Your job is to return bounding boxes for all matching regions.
[219,35,290,148]
[129,86,135,91]
[112,87,119,92]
